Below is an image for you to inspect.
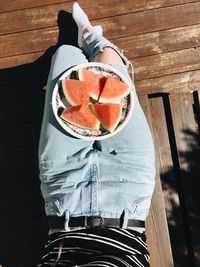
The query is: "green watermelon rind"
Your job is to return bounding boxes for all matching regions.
[77,69,83,80]
[60,106,100,131]
[61,79,76,106]
[90,104,122,133]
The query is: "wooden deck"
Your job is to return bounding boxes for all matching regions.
[0,1,200,266]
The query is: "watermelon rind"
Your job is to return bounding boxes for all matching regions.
[61,79,89,106]
[60,105,100,131]
[90,103,122,133]
[98,77,131,103]
[61,79,75,106]
[77,69,83,80]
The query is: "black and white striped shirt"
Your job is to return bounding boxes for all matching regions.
[37,227,150,267]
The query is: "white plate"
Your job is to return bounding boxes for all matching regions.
[52,62,134,140]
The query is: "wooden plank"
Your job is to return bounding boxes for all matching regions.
[146,173,174,267]
[1,22,200,69]
[1,41,200,85]
[133,47,200,81]
[0,52,44,69]
[0,0,69,13]
[135,70,200,95]
[0,27,59,59]
[0,0,198,14]
[1,2,200,58]
[148,95,190,266]
[0,2,74,35]
[169,93,200,266]
[1,1,200,35]
[116,24,200,59]
[100,2,200,38]
[139,95,174,267]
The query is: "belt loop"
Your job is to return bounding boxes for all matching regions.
[121,209,129,229]
[64,210,70,231]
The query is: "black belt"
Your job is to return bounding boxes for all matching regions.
[47,215,145,229]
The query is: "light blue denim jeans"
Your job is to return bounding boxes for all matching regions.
[38,31,156,233]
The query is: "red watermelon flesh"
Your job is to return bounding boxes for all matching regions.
[61,79,89,106]
[90,103,122,132]
[78,69,106,101]
[60,104,100,130]
[98,76,130,103]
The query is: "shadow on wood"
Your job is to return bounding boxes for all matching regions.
[144,92,200,267]
[0,10,78,267]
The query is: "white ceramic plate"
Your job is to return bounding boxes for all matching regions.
[52,62,134,140]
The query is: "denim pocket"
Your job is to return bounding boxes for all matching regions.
[129,196,151,220]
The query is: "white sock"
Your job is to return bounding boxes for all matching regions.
[93,25,103,36]
[72,2,102,47]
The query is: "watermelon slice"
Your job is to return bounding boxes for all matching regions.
[77,69,106,101]
[90,103,122,132]
[61,79,89,106]
[60,104,100,130]
[98,76,130,103]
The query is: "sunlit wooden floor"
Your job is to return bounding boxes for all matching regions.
[0,1,200,266]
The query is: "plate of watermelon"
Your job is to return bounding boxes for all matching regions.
[52,62,134,140]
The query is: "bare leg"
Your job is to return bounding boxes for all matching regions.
[94,47,124,65]
[83,26,124,65]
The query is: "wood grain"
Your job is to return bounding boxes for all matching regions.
[0,0,198,16]
[116,24,200,59]
[148,95,189,265]
[0,27,59,59]
[97,2,200,38]
[1,22,200,69]
[133,47,200,81]
[1,39,200,85]
[146,174,174,267]
[0,0,70,13]
[135,70,200,95]
[169,93,200,266]
[1,2,200,57]
[139,94,174,267]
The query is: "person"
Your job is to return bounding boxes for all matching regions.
[37,2,156,266]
